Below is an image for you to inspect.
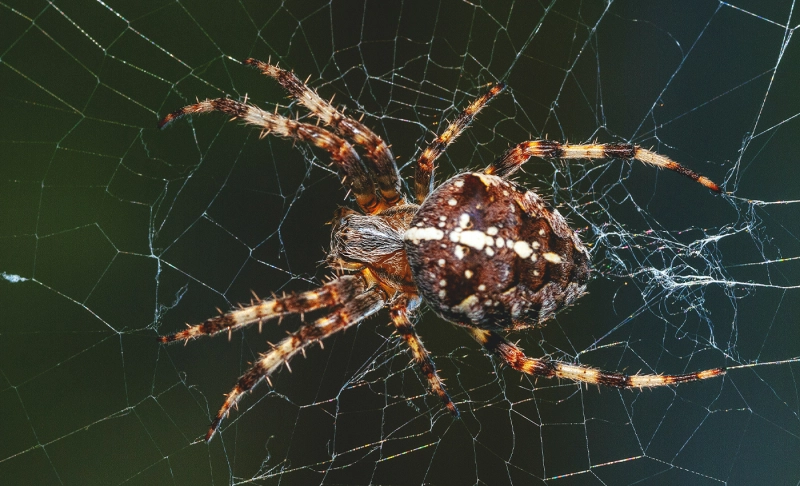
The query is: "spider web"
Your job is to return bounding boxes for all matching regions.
[2,0,800,484]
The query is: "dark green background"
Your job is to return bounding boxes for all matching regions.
[2,0,799,484]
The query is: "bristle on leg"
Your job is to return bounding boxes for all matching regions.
[486,141,723,193]
[204,288,385,441]
[469,328,725,389]
[391,296,459,416]
[157,275,366,344]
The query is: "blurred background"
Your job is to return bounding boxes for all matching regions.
[1,0,799,484]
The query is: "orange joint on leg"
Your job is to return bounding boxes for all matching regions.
[696,368,726,380]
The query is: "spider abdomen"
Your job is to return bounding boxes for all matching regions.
[404,172,590,330]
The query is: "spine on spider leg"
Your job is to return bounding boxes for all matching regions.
[486,141,722,193]
[205,288,386,441]
[470,328,726,388]
[157,98,251,129]
[244,58,403,206]
[156,98,382,213]
[619,145,722,193]
[390,299,459,416]
[469,328,557,377]
[415,82,506,202]
[157,275,366,344]
[485,141,565,177]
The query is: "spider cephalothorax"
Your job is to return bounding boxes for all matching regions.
[158,58,725,441]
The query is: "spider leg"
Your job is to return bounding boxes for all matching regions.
[158,275,366,344]
[485,141,722,193]
[414,83,506,203]
[390,296,458,416]
[158,98,383,214]
[469,328,725,388]
[205,286,386,441]
[245,58,403,208]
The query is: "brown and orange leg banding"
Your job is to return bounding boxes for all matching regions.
[390,296,458,416]
[158,98,384,213]
[244,58,403,207]
[158,275,367,344]
[486,141,722,193]
[469,328,725,388]
[205,287,386,441]
[415,82,506,203]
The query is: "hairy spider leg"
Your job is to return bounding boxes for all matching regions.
[390,296,458,416]
[206,287,386,441]
[245,58,403,208]
[414,83,506,203]
[469,328,725,388]
[158,98,383,213]
[486,141,722,192]
[158,275,367,344]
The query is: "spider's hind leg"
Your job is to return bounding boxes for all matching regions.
[485,141,722,192]
[469,328,725,389]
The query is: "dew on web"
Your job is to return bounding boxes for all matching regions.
[2,0,800,484]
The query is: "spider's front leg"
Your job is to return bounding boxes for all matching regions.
[158,275,366,344]
[245,58,404,207]
[469,328,725,389]
[390,295,458,416]
[158,98,382,214]
[204,286,386,441]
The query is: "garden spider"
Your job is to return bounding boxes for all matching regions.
[158,58,725,441]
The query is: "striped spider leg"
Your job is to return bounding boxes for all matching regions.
[470,328,725,388]
[486,141,722,193]
[159,275,389,441]
[158,275,366,344]
[390,295,458,416]
[158,98,383,214]
[245,58,404,208]
[414,82,506,203]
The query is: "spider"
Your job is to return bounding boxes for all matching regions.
[158,58,725,441]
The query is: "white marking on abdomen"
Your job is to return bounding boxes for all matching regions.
[513,241,533,258]
[404,227,444,244]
